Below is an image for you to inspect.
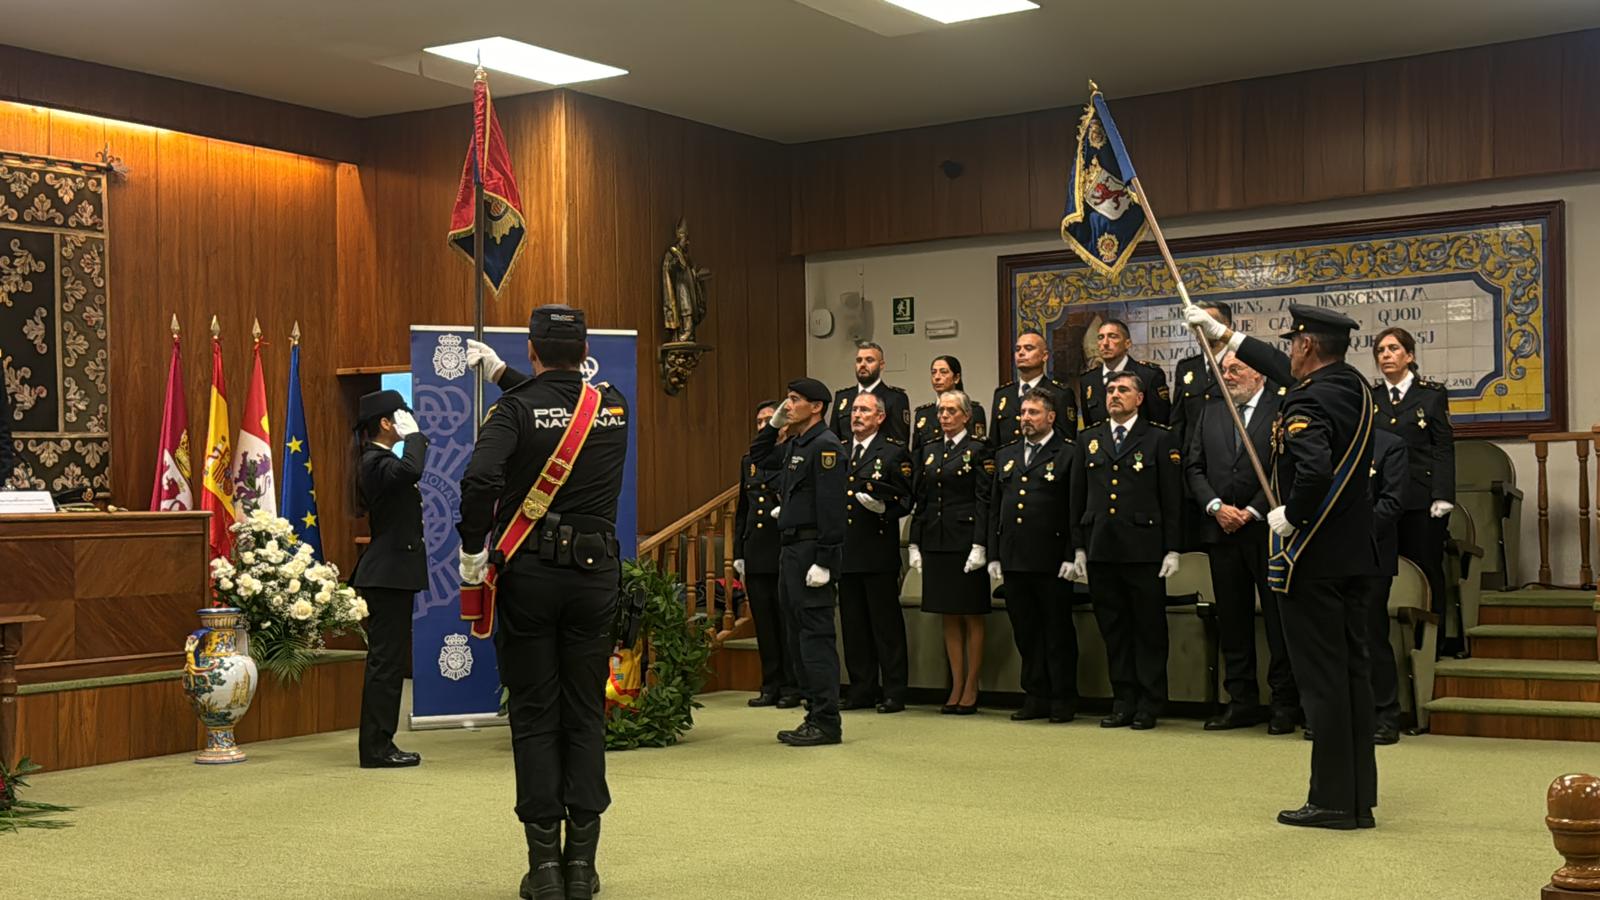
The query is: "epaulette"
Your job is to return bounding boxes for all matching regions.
[884,384,908,394]
[1149,420,1171,430]
[1048,375,1070,389]
[996,436,1025,450]
[885,436,905,446]
[1372,377,1385,388]
[1418,377,1447,391]
[1139,359,1160,369]
[1080,363,1099,376]
[914,400,937,412]
[996,380,1017,391]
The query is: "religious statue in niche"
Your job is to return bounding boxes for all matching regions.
[658,217,713,395]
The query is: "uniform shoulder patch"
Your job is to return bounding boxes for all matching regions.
[899,460,913,478]
[1285,414,1313,436]
[1168,448,1182,465]
[1156,385,1170,401]
[982,458,996,475]
[972,422,987,440]
[820,450,838,469]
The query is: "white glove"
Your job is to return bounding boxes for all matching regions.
[908,545,923,572]
[1267,506,1296,538]
[770,505,781,520]
[465,339,506,382]
[1158,551,1181,579]
[805,564,831,588]
[987,560,1003,582]
[1074,550,1088,582]
[733,559,745,579]
[768,400,791,430]
[963,544,987,573]
[391,409,419,438]
[1430,500,1454,519]
[459,548,488,585]
[1057,561,1074,581]
[854,491,887,514]
[1183,304,1230,342]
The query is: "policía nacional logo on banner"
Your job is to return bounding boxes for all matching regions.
[433,334,468,381]
[438,633,473,681]
[580,355,600,382]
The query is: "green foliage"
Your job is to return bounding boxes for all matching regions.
[0,757,74,832]
[604,559,713,751]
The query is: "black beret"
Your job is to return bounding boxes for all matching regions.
[787,377,831,404]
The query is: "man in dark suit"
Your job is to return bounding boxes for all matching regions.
[992,330,1075,445]
[837,392,913,713]
[349,389,427,770]
[1079,318,1170,428]
[1170,301,1232,550]
[1073,371,1183,730]
[1187,302,1380,830]
[1367,429,1408,746]
[734,400,799,709]
[984,388,1084,723]
[830,342,910,444]
[749,377,848,747]
[1186,352,1299,734]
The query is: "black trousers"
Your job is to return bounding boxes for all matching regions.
[1278,576,1377,813]
[358,587,413,764]
[1088,561,1167,716]
[1004,571,1079,709]
[779,541,841,736]
[1397,509,1450,625]
[497,559,617,825]
[1207,528,1298,713]
[744,571,797,697]
[1364,574,1402,730]
[838,571,908,704]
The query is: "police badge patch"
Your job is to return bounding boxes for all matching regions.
[433,333,469,381]
[749,463,757,477]
[439,633,473,681]
[820,450,838,470]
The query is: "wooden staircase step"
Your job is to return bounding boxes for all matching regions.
[1466,624,1597,660]
[1434,658,1600,703]
[1426,696,1600,742]
[1479,590,1598,626]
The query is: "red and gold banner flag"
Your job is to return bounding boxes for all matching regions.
[200,329,236,561]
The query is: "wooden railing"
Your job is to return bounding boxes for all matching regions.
[637,484,752,645]
[1529,427,1600,586]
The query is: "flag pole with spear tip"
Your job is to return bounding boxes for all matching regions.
[472,64,488,437]
[1089,81,1278,510]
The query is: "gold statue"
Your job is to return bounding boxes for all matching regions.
[658,218,713,395]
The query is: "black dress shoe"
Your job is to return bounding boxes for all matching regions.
[840,697,878,711]
[1049,704,1076,724]
[782,722,842,746]
[1357,809,1376,829]
[954,703,978,716]
[1303,728,1315,741]
[939,704,958,715]
[774,695,802,709]
[1268,712,1297,735]
[1011,702,1049,722]
[1374,726,1400,745]
[1131,712,1157,730]
[876,699,905,714]
[1204,705,1267,731]
[747,691,780,708]
[360,749,421,769]
[1100,712,1134,728]
[1277,804,1358,830]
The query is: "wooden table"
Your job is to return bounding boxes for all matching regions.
[1,614,45,769]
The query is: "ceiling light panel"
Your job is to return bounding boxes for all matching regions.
[423,36,626,85]
[882,0,1040,24]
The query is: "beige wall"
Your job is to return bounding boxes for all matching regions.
[807,172,1600,586]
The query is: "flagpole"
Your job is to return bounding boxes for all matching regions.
[1126,175,1277,509]
[472,67,488,439]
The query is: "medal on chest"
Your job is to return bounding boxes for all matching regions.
[1087,438,1100,456]
[960,450,972,474]
[1044,460,1056,482]
[1132,451,1144,472]
[1417,407,1428,429]
[871,458,883,480]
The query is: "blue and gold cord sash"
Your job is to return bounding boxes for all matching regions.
[1267,390,1374,593]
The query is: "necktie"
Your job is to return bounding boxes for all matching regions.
[851,443,863,466]
[1113,424,1126,451]
[945,439,955,458]
[1232,404,1248,452]
[1024,442,1037,467]
[1391,386,1401,405]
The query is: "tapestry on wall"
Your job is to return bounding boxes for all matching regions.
[0,153,111,495]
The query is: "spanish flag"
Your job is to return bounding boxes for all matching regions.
[200,323,236,562]
[446,67,526,294]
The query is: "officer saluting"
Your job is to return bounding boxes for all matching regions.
[733,400,800,708]
[457,305,629,899]
[349,389,427,770]
[1186,302,1380,831]
[748,377,847,746]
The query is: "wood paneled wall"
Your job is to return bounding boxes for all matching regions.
[0,100,354,570]
[790,29,1600,255]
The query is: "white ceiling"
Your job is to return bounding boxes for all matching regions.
[6,0,1599,143]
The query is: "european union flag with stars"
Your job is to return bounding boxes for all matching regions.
[279,337,322,558]
[1061,83,1149,278]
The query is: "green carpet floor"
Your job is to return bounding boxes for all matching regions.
[6,692,1593,899]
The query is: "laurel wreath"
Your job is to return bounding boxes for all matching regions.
[604,559,713,750]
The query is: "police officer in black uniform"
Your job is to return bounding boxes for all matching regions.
[838,391,913,713]
[458,305,629,899]
[1073,371,1183,730]
[748,377,847,747]
[992,330,1075,445]
[1187,301,1380,831]
[912,354,986,455]
[1368,428,1408,746]
[982,388,1085,723]
[349,389,426,770]
[830,342,911,444]
[1079,318,1171,427]
[734,400,800,708]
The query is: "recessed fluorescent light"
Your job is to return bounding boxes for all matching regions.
[423,37,626,86]
[882,0,1039,24]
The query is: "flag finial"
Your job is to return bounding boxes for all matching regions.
[170,313,180,337]
[1088,79,1100,95]
[210,315,220,337]
[290,321,301,346]
[252,318,262,341]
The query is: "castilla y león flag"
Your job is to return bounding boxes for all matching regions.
[149,326,192,511]
[201,331,237,561]
[232,335,275,517]
[447,68,526,294]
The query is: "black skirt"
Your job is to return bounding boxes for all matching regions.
[919,549,992,615]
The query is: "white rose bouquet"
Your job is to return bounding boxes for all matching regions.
[210,509,369,683]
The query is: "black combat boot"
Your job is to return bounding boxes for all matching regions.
[519,821,565,899]
[563,816,602,898]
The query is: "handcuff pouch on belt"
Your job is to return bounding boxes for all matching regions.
[461,382,602,640]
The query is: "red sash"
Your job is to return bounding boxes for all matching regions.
[461,382,603,639]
